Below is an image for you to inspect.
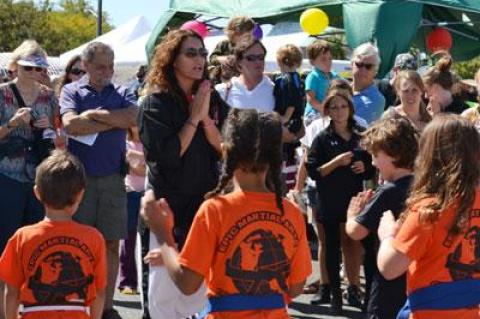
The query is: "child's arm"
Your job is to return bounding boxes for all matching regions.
[288,281,306,299]
[305,91,324,114]
[141,191,205,295]
[5,284,19,319]
[90,288,105,319]
[281,106,295,124]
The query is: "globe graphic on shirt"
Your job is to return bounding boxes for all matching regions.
[28,251,93,304]
[225,229,291,294]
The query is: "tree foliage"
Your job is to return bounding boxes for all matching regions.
[453,56,480,79]
[0,0,112,56]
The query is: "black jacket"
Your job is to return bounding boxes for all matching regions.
[138,90,229,197]
[306,123,375,222]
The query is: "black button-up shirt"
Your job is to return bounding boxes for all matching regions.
[138,90,229,198]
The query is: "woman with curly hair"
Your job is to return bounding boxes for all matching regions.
[138,28,230,247]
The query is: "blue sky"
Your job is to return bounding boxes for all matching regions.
[103,0,168,27]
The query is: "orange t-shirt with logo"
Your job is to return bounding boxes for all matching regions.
[178,190,312,319]
[0,220,107,319]
[393,190,480,319]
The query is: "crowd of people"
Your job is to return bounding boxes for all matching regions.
[0,14,479,319]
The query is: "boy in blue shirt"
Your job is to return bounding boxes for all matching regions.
[304,40,339,125]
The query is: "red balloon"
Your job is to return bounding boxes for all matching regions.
[181,20,209,38]
[426,27,452,52]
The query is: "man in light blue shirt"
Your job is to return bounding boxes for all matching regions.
[351,43,385,124]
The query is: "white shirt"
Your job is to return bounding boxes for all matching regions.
[215,75,275,113]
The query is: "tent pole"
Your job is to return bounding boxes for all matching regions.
[97,0,103,36]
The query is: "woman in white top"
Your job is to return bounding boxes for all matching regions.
[215,38,275,112]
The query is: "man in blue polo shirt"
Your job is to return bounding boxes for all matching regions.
[351,43,385,125]
[60,42,137,319]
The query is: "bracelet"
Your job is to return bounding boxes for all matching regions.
[202,118,215,128]
[186,119,198,129]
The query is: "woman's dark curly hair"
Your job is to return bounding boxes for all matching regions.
[205,109,285,214]
[145,29,208,102]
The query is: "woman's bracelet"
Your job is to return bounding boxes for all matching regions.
[186,119,198,129]
[202,117,215,128]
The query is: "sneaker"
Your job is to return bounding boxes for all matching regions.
[119,287,139,295]
[345,285,363,309]
[330,288,343,315]
[102,308,123,319]
[310,284,331,305]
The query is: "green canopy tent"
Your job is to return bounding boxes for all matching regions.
[146,0,480,77]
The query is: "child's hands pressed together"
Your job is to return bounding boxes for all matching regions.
[378,210,399,241]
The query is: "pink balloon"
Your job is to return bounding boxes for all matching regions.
[181,20,209,38]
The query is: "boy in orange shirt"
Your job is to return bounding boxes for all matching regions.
[0,150,107,319]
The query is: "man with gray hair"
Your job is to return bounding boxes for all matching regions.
[60,41,137,319]
[351,42,385,124]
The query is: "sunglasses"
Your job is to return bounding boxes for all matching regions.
[70,68,86,76]
[354,61,376,71]
[22,66,45,72]
[7,70,16,76]
[244,54,265,62]
[182,47,208,59]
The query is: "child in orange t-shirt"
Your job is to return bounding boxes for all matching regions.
[0,150,107,319]
[377,114,480,319]
[142,109,312,318]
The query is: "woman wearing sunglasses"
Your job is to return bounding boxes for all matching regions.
[0,39,58,314]
[55,55,86,97]
[138,28,230,318]
[216,37,275,113]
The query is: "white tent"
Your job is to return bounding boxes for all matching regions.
[60,15,151,66]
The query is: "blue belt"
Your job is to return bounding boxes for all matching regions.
[397,279,480,319]
[198,293,285,318]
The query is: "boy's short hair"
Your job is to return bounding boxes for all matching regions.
[276,44,303,68]
[362,116,418,170]
[35,150,86,209]
[306,39,331,61]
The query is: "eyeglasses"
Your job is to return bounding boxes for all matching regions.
[244,54,265,62]
[354,61,376,71]
[182,47,208,59]
[70,68,86,76]
[22,66,45,73]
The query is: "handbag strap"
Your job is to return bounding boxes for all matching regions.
[9,82,27,108]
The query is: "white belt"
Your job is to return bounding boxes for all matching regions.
[21,305,89,313]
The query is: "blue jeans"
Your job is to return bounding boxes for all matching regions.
[0,173,44,253]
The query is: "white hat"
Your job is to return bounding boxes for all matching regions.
[17,53,49,68]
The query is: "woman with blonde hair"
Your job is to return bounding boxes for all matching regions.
[0,39,57,315]
[383,70,431,132]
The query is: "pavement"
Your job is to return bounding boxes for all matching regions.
[114,260,365,319]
